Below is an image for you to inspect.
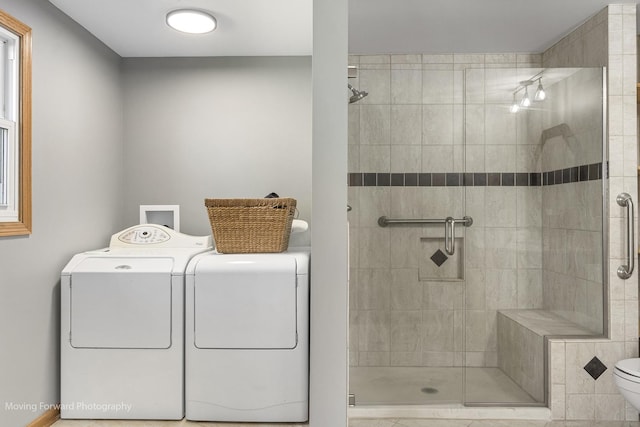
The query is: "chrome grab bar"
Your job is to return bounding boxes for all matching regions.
[444,217,455,255]
[617,193,635,279]
[378,215,473,256]
[377,216,473,227]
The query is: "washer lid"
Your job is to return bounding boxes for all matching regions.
[70,257,174,349]
[616,358,640,377]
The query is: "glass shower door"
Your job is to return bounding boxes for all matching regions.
[347,54,467,406]
[462,67,606,406]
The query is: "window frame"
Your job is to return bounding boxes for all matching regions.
[0,9,31,237]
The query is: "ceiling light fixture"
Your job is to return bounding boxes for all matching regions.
[509,93,520,113]
[534,78,546,101]
[510,75,547,113]
[166,9,217,34]
[520,82,532,107]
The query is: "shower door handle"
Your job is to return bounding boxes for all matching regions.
[617,193,635,279]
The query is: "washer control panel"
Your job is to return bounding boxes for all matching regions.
[117,225,171,245]
[109,224,212,249]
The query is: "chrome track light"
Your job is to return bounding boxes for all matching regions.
[510,75,547,113]
[534,78,546,101]
[520,86,531,107]
[509,93,520,113]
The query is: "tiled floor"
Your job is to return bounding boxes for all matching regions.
[51,419,640,427]
[52,420,306,426]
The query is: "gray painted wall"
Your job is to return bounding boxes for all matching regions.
[121,57,312,245]
[0,1,124,425]
[310,0,349,425]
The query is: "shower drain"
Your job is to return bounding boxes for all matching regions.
[421,387,439,394]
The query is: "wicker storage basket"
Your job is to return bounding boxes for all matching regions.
[204,198,297,253]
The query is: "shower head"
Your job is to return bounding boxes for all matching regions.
[348,83,368,104]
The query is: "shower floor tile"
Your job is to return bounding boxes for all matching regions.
[349,366,537,405]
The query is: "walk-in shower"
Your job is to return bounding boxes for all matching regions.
[347,57,606,410]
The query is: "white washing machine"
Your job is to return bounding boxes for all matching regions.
[185,249,310,422]
[60,224,212,419]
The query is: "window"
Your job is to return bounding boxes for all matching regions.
[0,123,7,206]
[0,9,31,237]
[0,119,15,209]
[0,27,19,219]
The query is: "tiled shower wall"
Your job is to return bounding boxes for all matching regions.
[542,5,639,421]
[347,53,546,368]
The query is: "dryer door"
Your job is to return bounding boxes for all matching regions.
[194,254,297,349]
[70,257,173,349]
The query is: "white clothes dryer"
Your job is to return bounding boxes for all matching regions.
[60,224,212,420]
[185,249,310,422]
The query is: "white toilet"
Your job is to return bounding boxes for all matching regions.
[614,358,640,410]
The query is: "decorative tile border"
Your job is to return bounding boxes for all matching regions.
[348,162,603,187]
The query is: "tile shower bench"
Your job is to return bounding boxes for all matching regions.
[497,309,595,403]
